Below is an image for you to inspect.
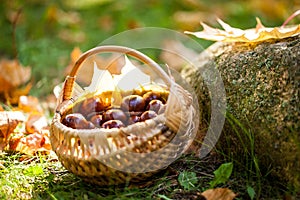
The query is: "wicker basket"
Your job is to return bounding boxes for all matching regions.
[50,45,198,185]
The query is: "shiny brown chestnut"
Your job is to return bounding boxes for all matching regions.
[143,91,162,104]
[121,95,145,112]
[102,120,125,129]
[127,115,141,125]
[147,99,164,113]
[62,113,95,129]
[79,97,110,116]
[103,109,127,123]
[90,114,104,127]
[140,110,157,121]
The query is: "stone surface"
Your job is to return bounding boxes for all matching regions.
[182,35,300,190]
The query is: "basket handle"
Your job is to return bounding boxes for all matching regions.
[62,45,172,101]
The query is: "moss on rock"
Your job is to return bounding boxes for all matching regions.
[182,35,300,191]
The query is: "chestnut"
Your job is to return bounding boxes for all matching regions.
[62,113,95,129]
[146,99,164,113]
[79,97,110,116]
[103,109,127,123]
[121,95,145,112]
[158,105,167,114]
[102,120,125,129]
[140,110,157,121]
[90,114,104,127]
[143,91,162,104]
[127,115,140,125]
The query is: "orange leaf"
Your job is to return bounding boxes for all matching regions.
[5,82,32,105]
[185,17,300,43]
[18,95,42,113]
[0,111,25,150]
[15,131,51,155]
[25,112,48,134]
[202,188,237,200]
[0,59,31,92]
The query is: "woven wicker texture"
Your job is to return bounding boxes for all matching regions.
[50,45,198,185]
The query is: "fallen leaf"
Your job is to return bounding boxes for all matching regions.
[5,82,32,105]
[14,131,51,155]
[25,112,48,134]
[8,132,24,151]
[202,188,237,200]
[0,111,25,150]
[0,59,31,92]
[18,95,42,113]
[185,17,300,43]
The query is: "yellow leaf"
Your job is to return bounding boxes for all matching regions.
[185,17,300,43]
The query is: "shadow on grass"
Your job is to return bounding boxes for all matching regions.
[30,154,220,200]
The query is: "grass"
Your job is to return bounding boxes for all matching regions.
[0,150,232,200]
[0,150,281,200]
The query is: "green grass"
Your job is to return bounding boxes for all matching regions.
[0,151,232,200]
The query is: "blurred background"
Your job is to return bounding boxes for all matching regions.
[0,0,299,97]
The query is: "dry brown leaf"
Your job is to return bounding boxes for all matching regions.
[0,111,25,150]
[185,17,300,43]
[25,112,48,134]
[14,130,51,155]
[0,59,31,92]
[202,188,237,200]
[5,82,32,105]
[18,95,42,113]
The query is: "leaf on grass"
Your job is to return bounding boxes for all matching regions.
[0,111,25,150]
[202,188,236,200]
[14,131,52,155]
[18,95,42,113]
[23,165,44,177]
[247,186,256,200]
[185,17,300,43]
[0,59,31,92]
[25,112,48,134]
[209,162,233,188]
[5,82,32,105]
[178,171,198,190]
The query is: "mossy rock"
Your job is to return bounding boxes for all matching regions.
[182,35,300,191]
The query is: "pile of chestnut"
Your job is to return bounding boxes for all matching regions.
[62,90,169,129]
